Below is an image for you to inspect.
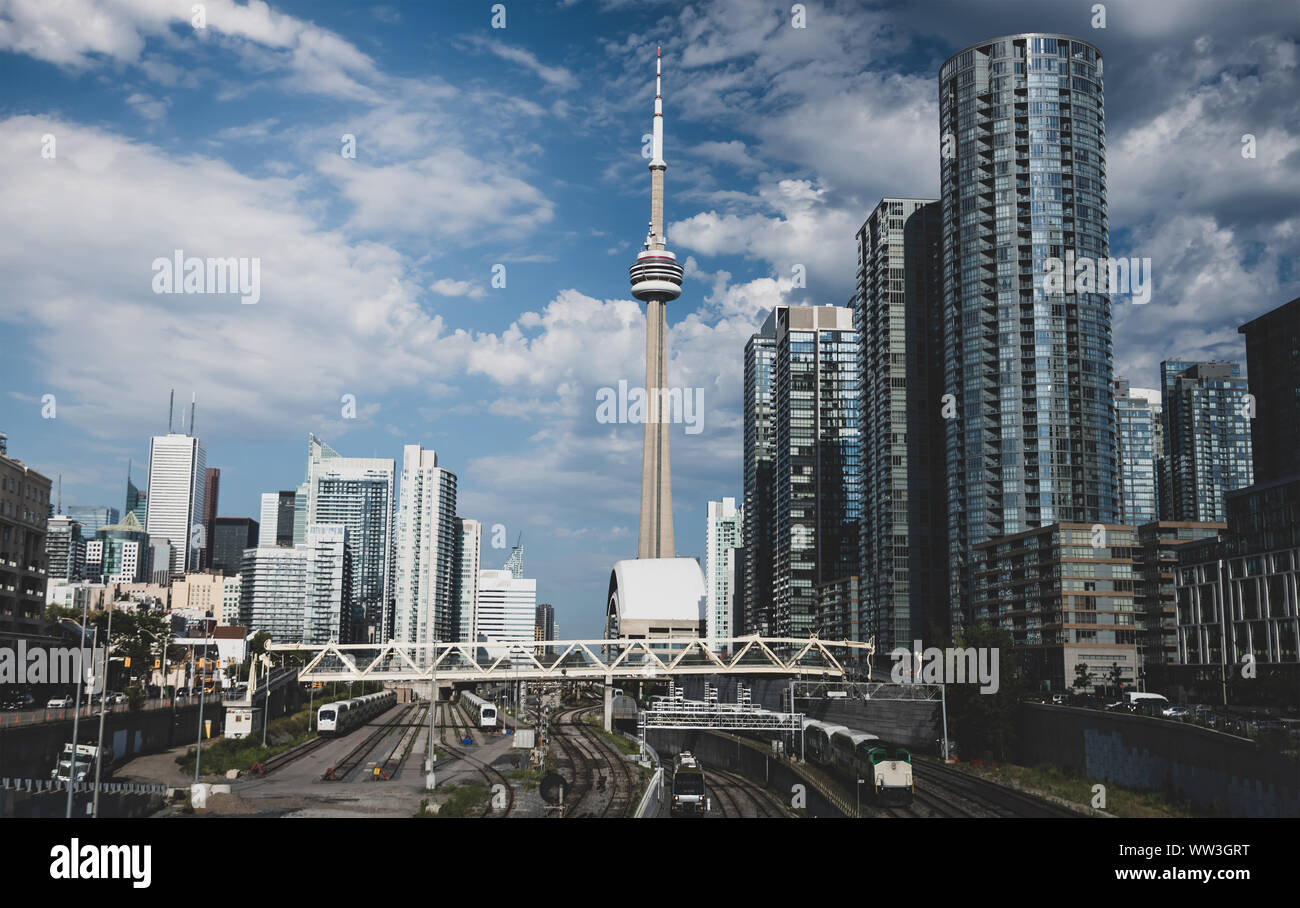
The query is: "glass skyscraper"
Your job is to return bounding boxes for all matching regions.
[940,34,1117,629]
[772,305,861,639]
[742,313,779,636]
[1160,360,1254,522]
[856,198,947,652]
[1114,378,1159,525]
[304,434,395,643]
[392,444,459,649]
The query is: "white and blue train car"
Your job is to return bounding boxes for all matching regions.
[317,690,395,736]
[460,691,498,729]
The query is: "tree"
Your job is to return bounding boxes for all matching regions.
[1108,662,1124,698]
[934,623,1027,762]
[1073,661,1094,695]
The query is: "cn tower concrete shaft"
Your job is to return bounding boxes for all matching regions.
[638,295,673,558]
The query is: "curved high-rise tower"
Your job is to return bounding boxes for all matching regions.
[939,34,1117,631]
[629,47,684,559]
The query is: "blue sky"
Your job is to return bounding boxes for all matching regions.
[1,0,1297,638]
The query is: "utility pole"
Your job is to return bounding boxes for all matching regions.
[65,600,90,818]
[193,616,212,782]
[92,603,114,817]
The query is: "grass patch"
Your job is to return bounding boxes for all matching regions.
[584,716,640,756]
[933,758,1202,818]
[417,783,490,818]
[175,704,317,777]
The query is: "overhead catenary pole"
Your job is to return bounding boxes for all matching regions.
[194,616,212,782]
[65,600,91,818]
[92,602,114,817]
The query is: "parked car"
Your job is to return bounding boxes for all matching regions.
[2,691,35,710]
[46,694,74,708]
[104,691,126,705]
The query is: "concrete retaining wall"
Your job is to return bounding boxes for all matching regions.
[0,703,222,780]
[1017,704,1299,818]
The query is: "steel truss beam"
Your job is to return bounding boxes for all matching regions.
[267,635,875,683]
[792,679,943,701]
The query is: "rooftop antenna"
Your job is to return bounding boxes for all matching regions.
[57,474,62,514]
[189,393,196,437]
[168,389,175,434]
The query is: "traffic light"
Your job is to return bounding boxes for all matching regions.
[124,657,131,668]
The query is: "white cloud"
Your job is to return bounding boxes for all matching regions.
[430,278,487,299]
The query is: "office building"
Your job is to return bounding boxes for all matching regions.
[45,514,86,583]
[392,445,459,649]
[534,603,556,643]
[210,516,259,575]
[125,467,147,526]
[239,544,308,643]
[1134,520,1225,674]
[1173,299,1300,674]
[85,511,150,584]
[1238,297,1299,484]
[475,568,537,660]
[304,434,395,642]
[259,491,297,547]
[771,305,861,639]
[1114,378,1160,525]
[1160,361,1253,522]
[304,523,352,644]
[856,197,947,652]
[973,523,1138,693]
[66,506,120,536]
[0,444,52,637]
[705,497,743,647]
[456,518,481,644]
[504,541,524,579]
[171,572,243,623]
[202,467,220,568]
[1175,478,1299,668]
[940,35,1118,630]
[815,576,866,675]
[742,311,780,636]
[146,431,207,574]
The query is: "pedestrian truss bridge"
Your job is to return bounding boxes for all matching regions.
[267,636,875,684]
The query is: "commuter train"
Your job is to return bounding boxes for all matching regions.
[670,752,710,815]
[317,690,395,736]
[460,691,498,729]
[802,719,914,806]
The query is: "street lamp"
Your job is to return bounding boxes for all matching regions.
[856,777,864,818]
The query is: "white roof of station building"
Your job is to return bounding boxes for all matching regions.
[608,558,705,623]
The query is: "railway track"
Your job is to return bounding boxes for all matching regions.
[567,707,640,817]
[550,704,640,817]
[251,734,330,775]
[909,761,1082,818]
[436,700,515,818]
[706,766,794,818]
[321,703,420,782]
[548,705,597,815]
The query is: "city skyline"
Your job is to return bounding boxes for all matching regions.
[2,1,1298,640]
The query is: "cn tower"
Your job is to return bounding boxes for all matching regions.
[628,46,684,560]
